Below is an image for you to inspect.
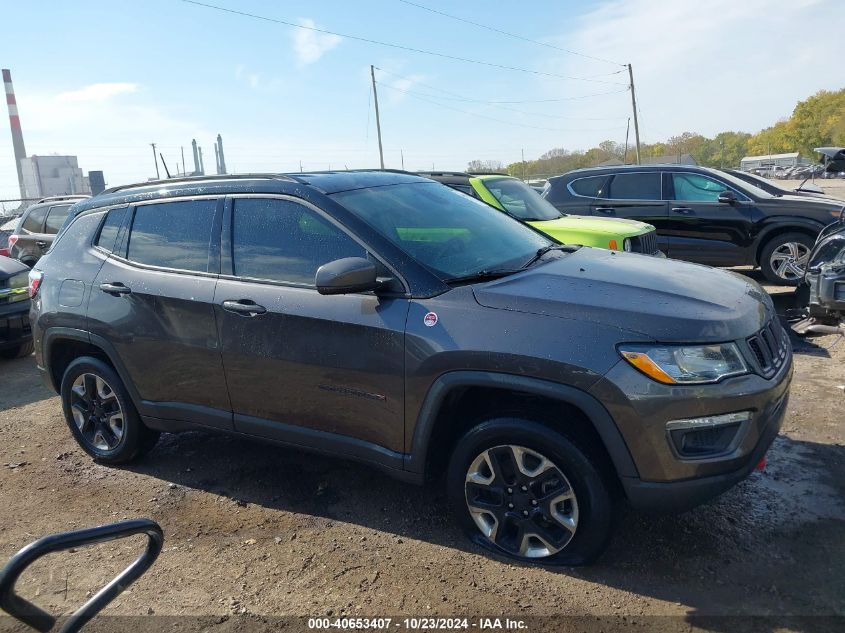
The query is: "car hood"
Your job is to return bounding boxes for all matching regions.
[472,248,771,342]
[528,215,652,238]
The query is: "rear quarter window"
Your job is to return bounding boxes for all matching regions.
[568,176,607,198]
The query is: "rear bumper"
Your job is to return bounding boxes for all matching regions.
[620,391,785,512]
[0,300,32,350]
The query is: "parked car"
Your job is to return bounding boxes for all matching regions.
[543,165,844,284]
[793,204,845,332]
[7,195,89,266]
[418,171,662,255]
[31,171,791,565]
[0,255,32,359]
[724,169,834,200]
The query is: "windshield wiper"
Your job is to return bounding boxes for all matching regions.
[444,269,522,285]
[520,244,579,269]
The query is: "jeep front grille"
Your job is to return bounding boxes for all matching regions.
[630,230,658,254]
[746,319,789,377]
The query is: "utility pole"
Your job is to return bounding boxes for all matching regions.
[150,143,160,179]
[181,146,186,176]
[370,65,384,169]
[627,64,641,165]
[401,149,405,170]
[299,160,303,173]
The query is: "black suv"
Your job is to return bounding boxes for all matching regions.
[8,195,90,266]
[543,165,843,284]
[31,171,791,565]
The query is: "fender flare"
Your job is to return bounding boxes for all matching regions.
[753,220,824,261]
[404,371,638,479]
[42,327,144,409]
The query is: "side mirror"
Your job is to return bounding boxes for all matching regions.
[717,190,737,204]
[316,257,379,295]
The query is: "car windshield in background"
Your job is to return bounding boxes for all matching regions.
[704,169,774,199]
[482,177,561,221]
[331,182,552,280]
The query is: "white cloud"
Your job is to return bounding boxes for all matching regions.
[292,18,342,66]
[56,82,138,102]
[235,65,260,89]
[537,0,845,145]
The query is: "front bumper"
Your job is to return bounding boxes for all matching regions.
[589,350,793,512]
[0,299,32,351]
[806,265,845,317]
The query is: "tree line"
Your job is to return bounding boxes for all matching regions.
[466,87,845,179]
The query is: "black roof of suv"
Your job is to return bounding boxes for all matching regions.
[31,170,791,565]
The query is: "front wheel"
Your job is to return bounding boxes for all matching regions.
[447,418,616,566]
[760,233,814,285]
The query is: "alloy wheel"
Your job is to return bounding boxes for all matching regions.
[464,444,578,558]
[70,373,125,451]
[769,242,810,282]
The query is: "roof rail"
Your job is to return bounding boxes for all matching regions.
[35,194,90,204]
[415,171,471,177]
[100,173,300,195]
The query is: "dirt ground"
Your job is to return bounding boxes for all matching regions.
[0,273,843,633]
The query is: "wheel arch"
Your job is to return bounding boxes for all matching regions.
[753,221,822,265]
[43,328,142,408]
[405,371,638,483]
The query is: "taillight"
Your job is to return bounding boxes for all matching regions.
[28,270,42,298]
[7,234,18,250]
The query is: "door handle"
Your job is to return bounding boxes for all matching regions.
[672,207,693,215]
[36,241,48,248]
[99,282,131,295]
[595,207,615,215]
[222,299,267,316]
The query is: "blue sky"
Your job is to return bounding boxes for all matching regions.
[2,0,843,198]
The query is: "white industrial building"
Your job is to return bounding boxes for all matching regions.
[20,155,90,199]
[739,152,809,171]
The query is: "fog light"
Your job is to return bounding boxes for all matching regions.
[666,411,751,458]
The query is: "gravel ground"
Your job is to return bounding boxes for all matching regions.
[0,273,842,633]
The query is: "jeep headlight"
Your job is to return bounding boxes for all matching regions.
[619,343,748,384]
[623,238,632,252]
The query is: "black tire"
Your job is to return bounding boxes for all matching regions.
[759,232,814,286]
[0,340,34,359]
[447,418,615,566]
[60,356,159,463]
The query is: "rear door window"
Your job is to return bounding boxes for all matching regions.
[231,198,366,285]
[44,204,73,234]
[21,206,49,233]
[607,173,662,200]
[127,199,217,272]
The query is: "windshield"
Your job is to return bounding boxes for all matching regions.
[706,168,774,199]
[331,182,552,280]
[480,177,561,221]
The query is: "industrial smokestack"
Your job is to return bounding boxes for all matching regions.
[198,146,204,175]
[217,134,227,174]
[3,69,28,201]
[213,143,220,175]
[191,139,200,175]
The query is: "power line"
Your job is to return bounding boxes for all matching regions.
[180,0,627,85]
[396,0,625,68]
[374,70,628,121]
[374,67,629,104]
[377,84,628,134]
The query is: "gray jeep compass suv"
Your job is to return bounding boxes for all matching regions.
[30,171,792,565]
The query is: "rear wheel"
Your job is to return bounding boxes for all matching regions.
[760,233,814,285]
[447,418,615,566]
[0,340,34,359]
[60,357,159,463]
